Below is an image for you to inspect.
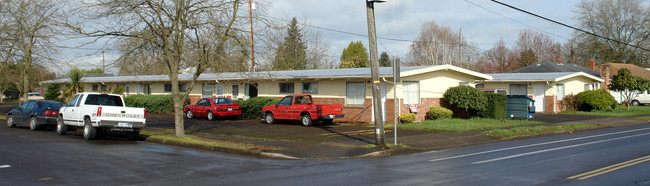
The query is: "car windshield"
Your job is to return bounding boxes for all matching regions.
[213,98,234,105]
[41,101,62,109]
[84,94,123,106]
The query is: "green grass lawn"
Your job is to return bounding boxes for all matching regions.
[560,106,650,117]
[390,118,544,132]
[481,124,601,139]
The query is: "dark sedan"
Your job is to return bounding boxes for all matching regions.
[6,100,63,130]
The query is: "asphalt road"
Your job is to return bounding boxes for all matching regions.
[1,118,649,185]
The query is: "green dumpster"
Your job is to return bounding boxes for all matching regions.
[507,96,535,120]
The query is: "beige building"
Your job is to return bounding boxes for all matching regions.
[42,65,491,123]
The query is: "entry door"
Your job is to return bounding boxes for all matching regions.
[534,84,545,113]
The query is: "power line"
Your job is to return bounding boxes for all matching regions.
[490,0,650,52]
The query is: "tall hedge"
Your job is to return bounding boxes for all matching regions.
[238,97,281,119]
[478,93,507,119]
[443,86,487,117]
[576,89,617,111]
[124,95,190,113]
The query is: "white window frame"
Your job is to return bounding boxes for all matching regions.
[402,81,420,105]
[346,82,366,105]
[557,84,565,101]
[279,82,294,94]
[202,83,214,97]
[215,84,225,97]
[302,82,318,94]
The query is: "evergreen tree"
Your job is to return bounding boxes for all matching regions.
[379,51,391,67]
[339,41,369,68]
[272,17,307,70]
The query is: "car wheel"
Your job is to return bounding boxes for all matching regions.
[186,110,193,119]
[126,131,140,141]
[631,100,640,106]
[83,118,97,140]
[6,115,15,128]
[29,117,39,131]
[322,119,333,125]
[300,114,313,127]
[207,111,214,121]
[56,116,67,135]
[265,113,275,124]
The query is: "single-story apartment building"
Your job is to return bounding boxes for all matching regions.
[598,62,650,103]
[41,64,492,124]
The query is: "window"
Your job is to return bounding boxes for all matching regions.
[557,84,565,101]
[197,99,210,106]
[402,81,420,104]
[213,98,234,105]
[232,84,239,97]
[459,82,469,86]
[294,95,312,104]
[509,84,527,96]
[584,84,590,91]
[69,94,80,107]
[302,82,318,94]
[202,83,214,97]
[84,94,124,106]
[142,84,151,95]
[92,84,98,91]
[279,82,294,94]
[346,82,365,105]
[215,84,225,97]
[164,84,172,92]
[179,84,187,92]
[278,96,293,106]
[125,85,131,94]
[475,84,485,89]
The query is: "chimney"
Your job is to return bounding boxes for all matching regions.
[556,57,564,63]
[589,59,595,70]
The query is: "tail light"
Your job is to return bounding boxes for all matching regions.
[97,107,102,116]
[44,110,58,116]
[144,110,147,118]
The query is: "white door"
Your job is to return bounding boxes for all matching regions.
[534,84,545,113]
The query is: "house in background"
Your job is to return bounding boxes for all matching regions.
[598,62,650,103]
[41,64,492,124]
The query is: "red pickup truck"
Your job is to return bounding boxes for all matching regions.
[261,94,344,126]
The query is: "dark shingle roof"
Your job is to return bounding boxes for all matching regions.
[508,61,601,78]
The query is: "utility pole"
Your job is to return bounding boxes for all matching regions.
[366,0,385,147]
[459,28,463,67]
[248,0,255,72]
[102,51,105,73]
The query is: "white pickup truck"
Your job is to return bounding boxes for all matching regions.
[56,92,146,140]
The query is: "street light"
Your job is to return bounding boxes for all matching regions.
[366,0,386,147]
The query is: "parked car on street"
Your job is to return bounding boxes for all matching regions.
[6,100,63,130]
[261,94,344,126]
[630,90,650,106]
[57,92,146,140]
[27,92,45,100]
[184,97,242,120]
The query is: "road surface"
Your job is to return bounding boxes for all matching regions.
[1,122,648,185]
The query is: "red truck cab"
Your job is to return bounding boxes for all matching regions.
[261,94,344,126]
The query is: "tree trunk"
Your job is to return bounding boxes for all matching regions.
[170,71,185,137]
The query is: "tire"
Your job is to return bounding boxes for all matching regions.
[56,116,67,135]
[126,131,140,141]
[83,118,97,140]
[264,113,275,124]
[186,110,193,119]
[6,115,15,128]
[322,119,333,125]
[29,117,39,131]
[207,111,214,121]
[631,100,640,106]
[300,114,313,127]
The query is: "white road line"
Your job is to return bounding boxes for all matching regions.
[0,165,11,168]
[429,127,650,162]
[472,132,650,164]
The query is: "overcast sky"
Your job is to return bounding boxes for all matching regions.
[266,0,579,60]
[59,0,580,75]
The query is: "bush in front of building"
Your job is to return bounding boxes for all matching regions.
[478,93,506,119]
[44,85,62,101]
[399,113,416,123]
[237,97,280,119]
[577,89,617,111]
[124,95,190,113]
[443,86,487,118]
[426,107,452,120]
[561,94,582,111]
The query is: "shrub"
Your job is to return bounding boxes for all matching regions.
[443,86,487,117]
[576,89,617,111]
[112,87,125,95]
[399,113,416,123]
[561,94,582,112]
[44,85,61,101]
[124,95,190,113]
[479,93,507,119]
[426,107,452,120]
[239,97,281,119]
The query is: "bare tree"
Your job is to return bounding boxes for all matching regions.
[513,28,561,65]
[69,0,245,137]
[1,0,64,104]
[573,0,650,65]
[480,38,518,73]
[408,21,478,67]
